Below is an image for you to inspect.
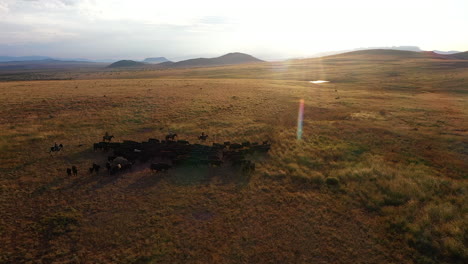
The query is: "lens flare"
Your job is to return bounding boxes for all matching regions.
[297,99,304,140]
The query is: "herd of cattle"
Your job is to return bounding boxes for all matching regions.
[91,136,271,175]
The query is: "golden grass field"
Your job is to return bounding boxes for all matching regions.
[0,51,467,263]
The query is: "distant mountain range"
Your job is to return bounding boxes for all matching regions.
[319,49,468,61]
[108,53,264,69]
[160,52,263,68]
[305,46,462,59]
[1,49,468,71]
[0,56,93,62]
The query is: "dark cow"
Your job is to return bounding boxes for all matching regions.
[212,143,225,149]
[177,140,189,145]
[229,143,243,150]
[94,142,109,151]
[66,168,72,176]
[93,163,101,174]
[71,166,78,176]
[243,161,255,173]
[208,159,223,167]
[253,144,271,153]
[151,163,172,172]
[232,159,249,168]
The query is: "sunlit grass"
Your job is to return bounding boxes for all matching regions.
[0,55,467,263]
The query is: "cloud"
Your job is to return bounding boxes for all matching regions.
[0,0,466,59]
[0,2,9,14]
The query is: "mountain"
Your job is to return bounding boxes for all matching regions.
[107,60,146,68]
[306,46,423,59]
[449,51,468,60]
[0,60,104,70]
[166,52,263,68]
[0,56,53,62]
[322,49,461,61]
[0,56,93,62]
[325,49,425,59]
[143,57,170,64]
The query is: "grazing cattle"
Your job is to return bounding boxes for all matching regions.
[253,144,271,153]
[150,163,172,172]
[212,143,225,149]
[161,151,177,160]
[71,166,78,176]
[121,163,132,171]
[229,143,243,150]
[49,143,63,153]
[148,138,160,143]
[66,168,72,176]
[243,162,255,173]
[177,140,189,145]
[103,135,114,142]
[92,163,100,174]
[110,165,120,175]
[94,142,109,151]
[165,133,177,141]
[198,132,208,141]
[232,159,249,168]
[109,157,132,175]
[208,159,223,167]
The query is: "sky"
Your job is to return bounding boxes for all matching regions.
[0,0,467,61]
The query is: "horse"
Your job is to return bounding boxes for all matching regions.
[198,132,208,141]
[165,133,177,141]
[49,144,63,153]
[103,135,114,142]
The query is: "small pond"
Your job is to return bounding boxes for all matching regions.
[309,80,330,84]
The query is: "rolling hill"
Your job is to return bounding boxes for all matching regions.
[314,49,468,62]
[165,52,263,68]
[107,60,146,68]
[143,57,170,64]
[326,49,429,59]
[450,51,468,60]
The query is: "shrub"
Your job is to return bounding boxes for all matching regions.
[325,177,339,186]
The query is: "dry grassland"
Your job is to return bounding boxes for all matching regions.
[0,55,467,263]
